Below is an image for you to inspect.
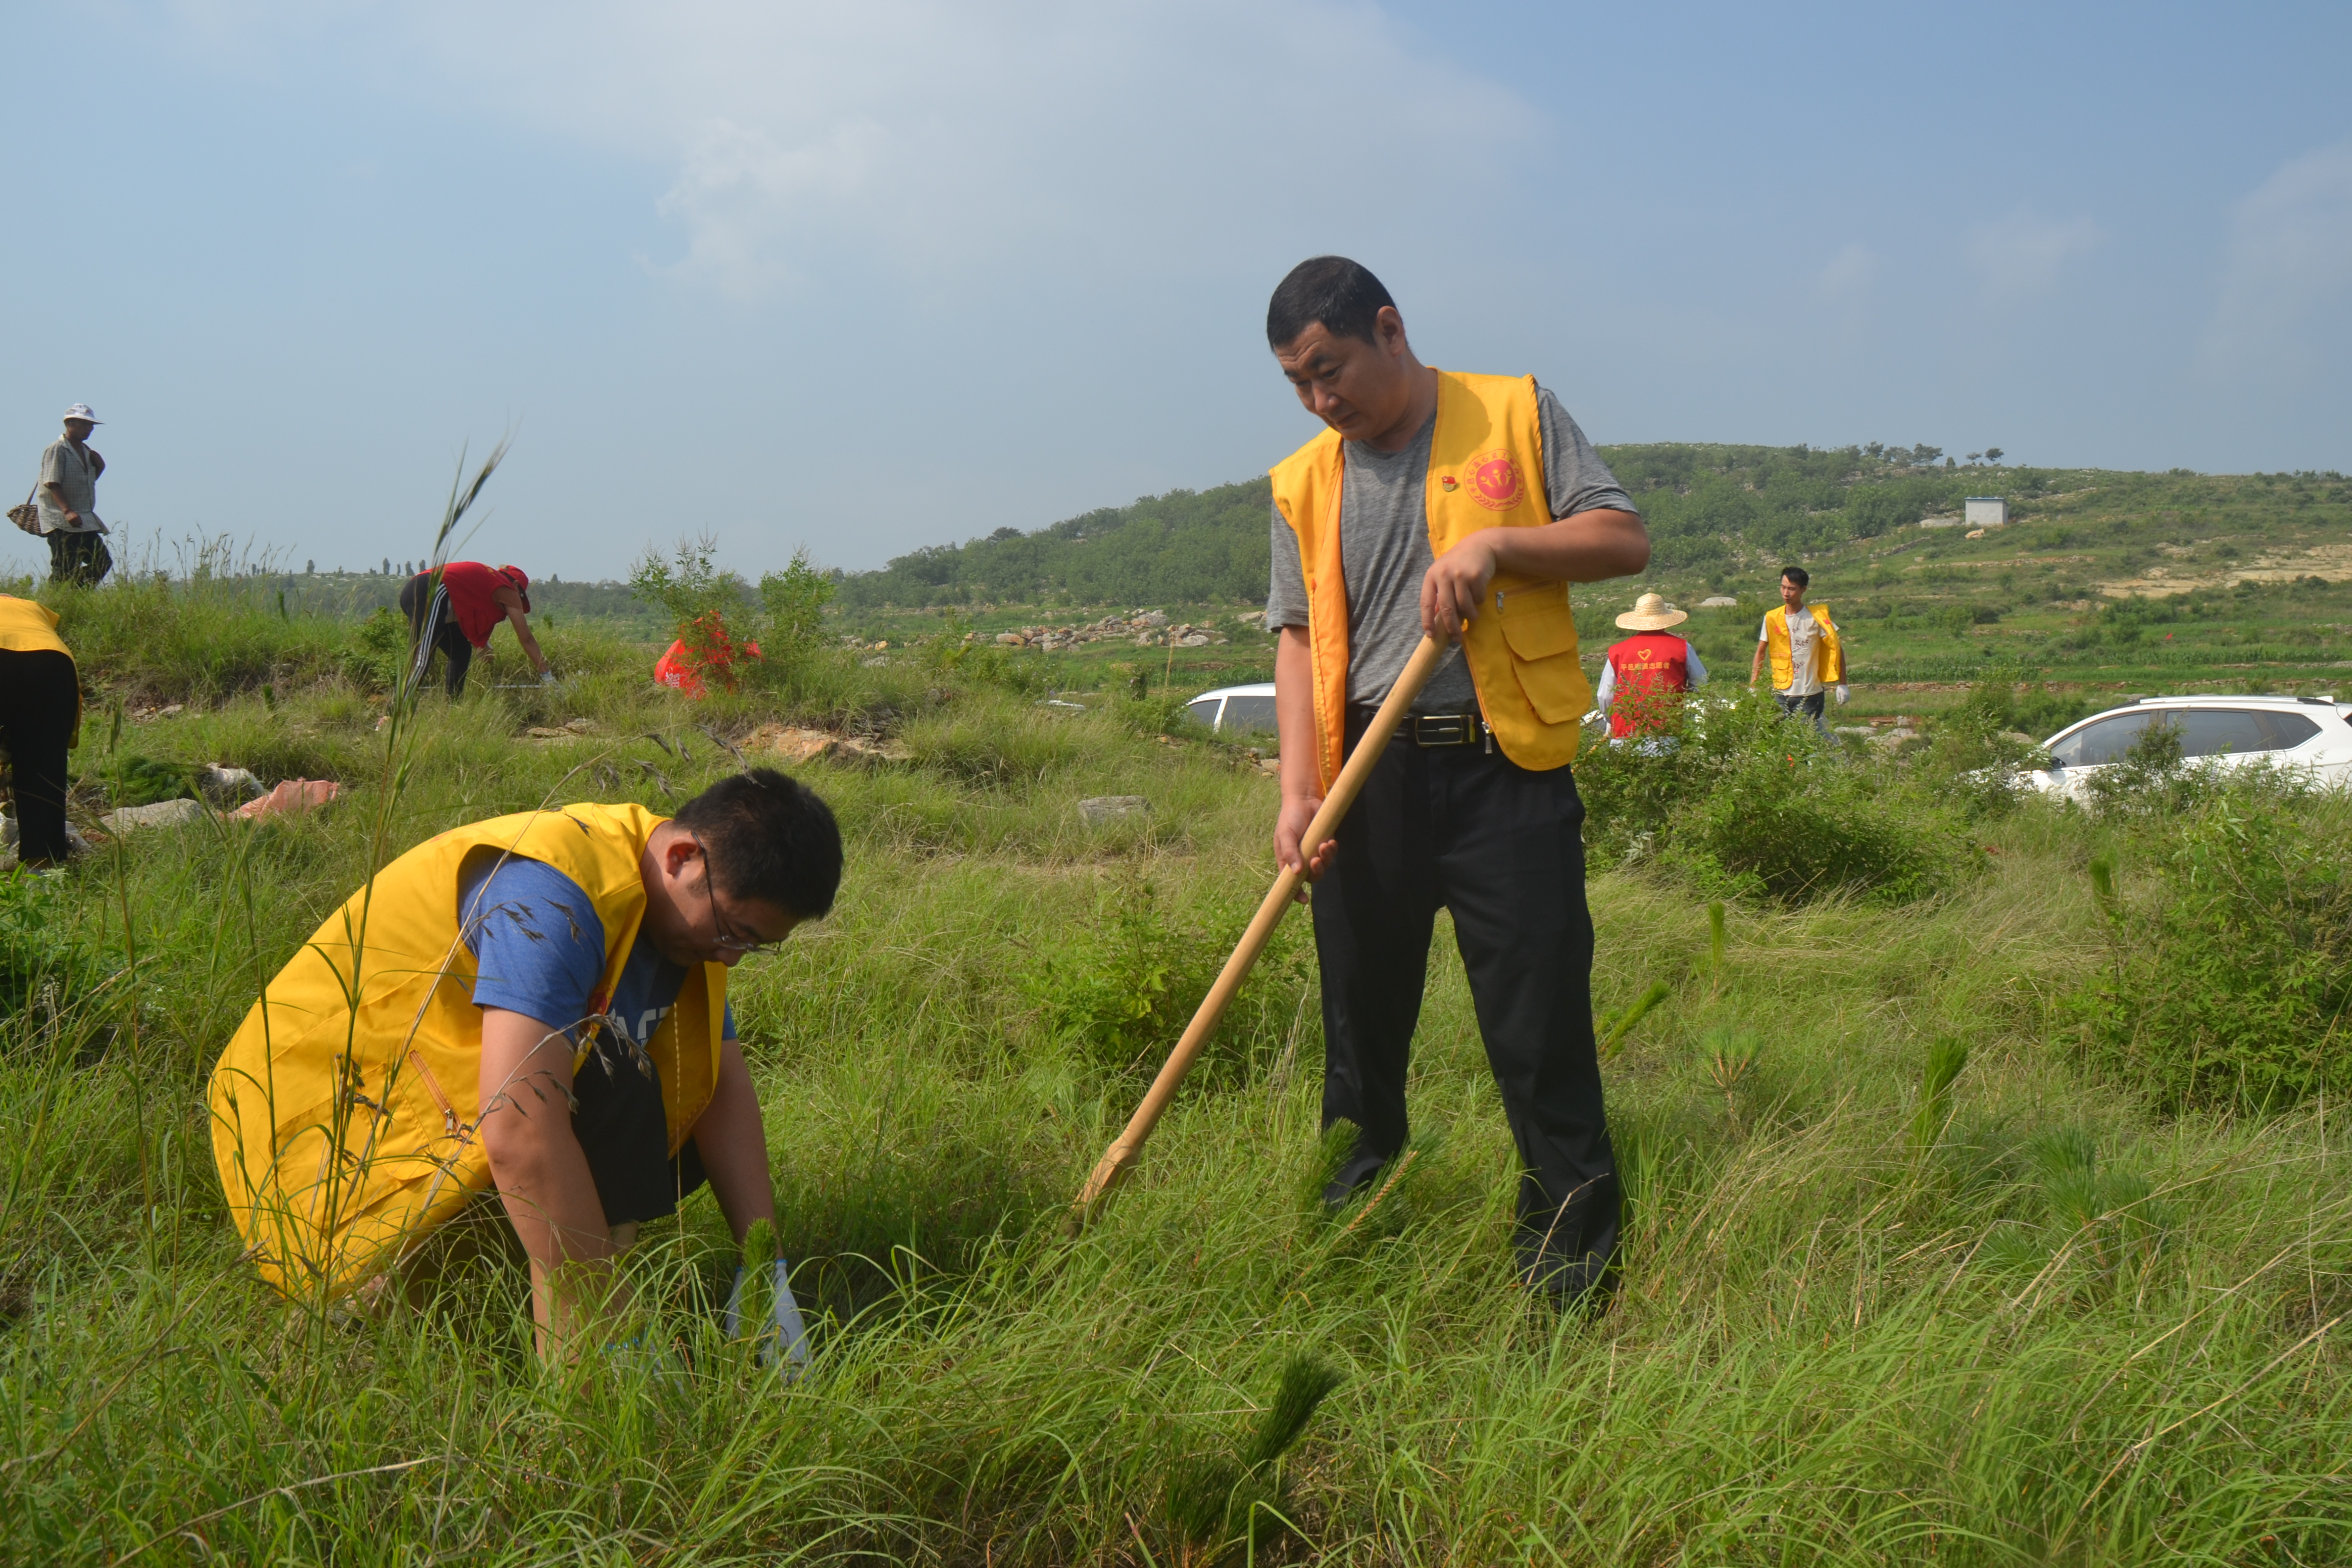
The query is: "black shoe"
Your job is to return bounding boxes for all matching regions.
[1321,1147,1392,1210]
[1518,1247,1614,1315]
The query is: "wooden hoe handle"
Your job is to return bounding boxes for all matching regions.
[1068,634,1452,1229]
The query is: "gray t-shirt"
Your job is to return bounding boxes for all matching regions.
[1266,383,1634,713]
[35,438,105,535]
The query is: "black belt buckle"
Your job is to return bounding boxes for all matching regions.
[1404,712,1483,748]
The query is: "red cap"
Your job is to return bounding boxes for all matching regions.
[499,565,530,610]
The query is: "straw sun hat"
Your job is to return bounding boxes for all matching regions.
[1614,592,1687,631]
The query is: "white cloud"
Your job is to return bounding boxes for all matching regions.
[2202,138,2352,377]
[175,2,1545,300]
[1966,207,2103,300]
[1814,243,1880,301]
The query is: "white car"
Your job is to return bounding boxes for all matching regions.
[2025,694,2352,798]
[1186,682,1278,736]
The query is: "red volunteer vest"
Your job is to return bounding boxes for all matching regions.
[1604,633,1690,738]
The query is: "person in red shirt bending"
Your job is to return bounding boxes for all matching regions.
[399,561,554,696]
[1595,592,1707,741]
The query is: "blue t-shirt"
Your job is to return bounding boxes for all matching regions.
[459,852,733,1224]
[459,854,733,1049]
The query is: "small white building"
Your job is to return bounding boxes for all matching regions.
[1964,497,2008,528]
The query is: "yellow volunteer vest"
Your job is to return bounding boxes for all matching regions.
[207,804,728,1300]
[1763,603,1844,690]
[0,594,80,744]
[1269,370,1591,788]
[0,594,72,657]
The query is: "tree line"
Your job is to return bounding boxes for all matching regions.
[832,443,2040,609]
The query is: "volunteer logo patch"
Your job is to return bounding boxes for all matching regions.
[1466,451,1525,511]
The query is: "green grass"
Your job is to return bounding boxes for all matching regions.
[2,571,2349,1564]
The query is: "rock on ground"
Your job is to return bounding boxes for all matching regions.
[742,724,911,764]
[102,798,209,833]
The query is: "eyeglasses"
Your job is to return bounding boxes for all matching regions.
[691,834,784,957]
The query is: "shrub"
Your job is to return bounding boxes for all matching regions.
[756,548,837,669]
[630,535,756,691]
[1575,689,1975,904]
[1021,877,1310,1086]
[0,875,119,1046]
[1667,746,1969,903]
[899,696,1087,785]
[341,607,409,693]
[2076,789,2352,1111]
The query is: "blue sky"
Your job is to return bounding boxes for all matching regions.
[5,2,2347,578]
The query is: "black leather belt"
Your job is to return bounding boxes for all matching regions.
[1367,709,1488,748]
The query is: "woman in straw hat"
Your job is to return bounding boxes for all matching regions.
[1596,592,1707,740]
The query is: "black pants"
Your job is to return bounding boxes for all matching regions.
[569,1029,710,1227]
[1313,709,1619,1300]
[398,574,474,696]
[1775,690,1827,731]
[47,531,111,589]
[0,651,79,866]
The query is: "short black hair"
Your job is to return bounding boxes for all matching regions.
[1781,566,1810,589]
[1266,256,1395,350]
[675,768,842,920]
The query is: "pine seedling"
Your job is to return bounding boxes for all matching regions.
[1238,1354,1345,1473]
[1599,979,1674,1061]
[736,1217,779,1338]
[2088,856,2119,922]
[1165,1354,1345,1553]
[1703,1026,1759,1130]
[1707,901,1727,998]
[1908,1036,1969,1155]
[1301,1121,1360,1214]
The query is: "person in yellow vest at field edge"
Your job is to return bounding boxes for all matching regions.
[0,594,82,868]
[208,770,841,1368]
[1264,256,1651,1308]
[1749,566,1846,731]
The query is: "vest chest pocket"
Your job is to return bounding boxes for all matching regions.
[1496,596,1589,725]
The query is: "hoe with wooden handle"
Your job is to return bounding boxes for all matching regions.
[1068,633,1452,1230]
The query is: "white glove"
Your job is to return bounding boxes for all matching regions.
[538,669,559,687]
[1834,684,1849,705]
[724,1258,811,1379]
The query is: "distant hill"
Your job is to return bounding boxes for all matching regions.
[833,480,1275,610]
[832,442,2352,611]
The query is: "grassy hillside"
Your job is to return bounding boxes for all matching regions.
[1,569,2347,1561]
[834,479,1277,612]
[829,451,2352,731]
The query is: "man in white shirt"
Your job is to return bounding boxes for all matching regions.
[34,404,111,587]
[1749,566,1846,730]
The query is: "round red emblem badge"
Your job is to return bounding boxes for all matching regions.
[1466,450,1525,511]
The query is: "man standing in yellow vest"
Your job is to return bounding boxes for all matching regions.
[208,769,840,1364]
[1264,256,1651,1306]
[1748,566,1847,730]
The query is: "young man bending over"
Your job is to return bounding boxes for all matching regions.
[210,770,840,1362]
